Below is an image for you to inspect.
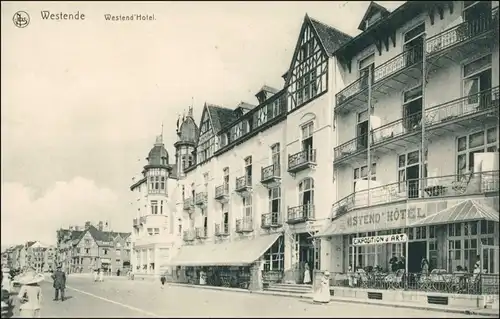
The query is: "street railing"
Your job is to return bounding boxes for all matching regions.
[328,270,499,295]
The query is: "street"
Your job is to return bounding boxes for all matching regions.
[5,276,494,318]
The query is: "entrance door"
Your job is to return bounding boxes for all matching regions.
[481,245,499,274]
[408,241,427,273]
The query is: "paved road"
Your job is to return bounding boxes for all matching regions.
[7,277,493,318]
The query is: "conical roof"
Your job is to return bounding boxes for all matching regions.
[147,135,169,165]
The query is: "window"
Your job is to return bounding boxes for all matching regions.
[463,55,492,110]
[197,137,215,163]
[253,98,285,129]
[271,143,280,168]
[104,249,108,255]
[245,156,252,185]
[160,177,165,190]
[147,228,153,236]
[353,163,377,191]
[223,211,229,233]
[402,86,423,130]
[151,200,158,215]
[219,133,228,147]
[359,54,374,89]
[203,172,209,185]
[242,196,252,219]
[299,178,314,218]
[301,122,314,153]
[182,185,185,200]
[200,117,211,135]
[457,128,498,175]
[398,150,421,198]
[223,167,230,193]
[153,228,160,235]
[269,187,281,222]
[263,237,284,271]
[160,201,163,215]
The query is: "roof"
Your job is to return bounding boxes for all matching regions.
[358,1,390,31]
[26,241,36,248]
[177,115,198,144]
[411,199,499,227]
[237,102,257,111]
[147,136,169,165]
[206,103,238,133]
[334,1,426,59]
[308,16,353,57]
[257,85,279,95]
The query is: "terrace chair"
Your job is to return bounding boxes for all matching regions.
[384,269,405,290]
[451,171,472,195]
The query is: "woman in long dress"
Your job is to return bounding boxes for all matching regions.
[313,271,331,304]
[99,268,104,282]
[303,264,311,284]
[17,270,44,318]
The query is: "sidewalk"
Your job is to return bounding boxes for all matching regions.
[164,282,499,317]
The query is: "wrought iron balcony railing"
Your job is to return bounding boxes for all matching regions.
[331,170,499,220]
[183,197,194,210]
[371,112,422,146]
[195,227,208,239]
[288,149,316,172]
[287,204,315,224]
[373,45,423,83]
[334,135,368,162]
[425,86,499,127]
[215,223,230,236]
[195,192,208,205]
[215,184,229,199]
[235,217,253,233]
[336,72,371,107]
[183,229,196,242]
[235,175,252,192]
[426,8,499,55]
[261,164,280,182]
[261,212,282,229]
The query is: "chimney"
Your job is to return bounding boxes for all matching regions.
[98,221,104,231]
[85,221,91,229]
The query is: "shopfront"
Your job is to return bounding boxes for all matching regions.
[318,197,499,283]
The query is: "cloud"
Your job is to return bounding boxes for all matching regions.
[1,177,123,247]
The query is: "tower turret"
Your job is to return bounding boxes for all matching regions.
[174,106,199,179]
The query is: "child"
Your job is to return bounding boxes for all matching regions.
[17,270,44,318]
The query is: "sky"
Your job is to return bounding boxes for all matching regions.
[1,1,405,248]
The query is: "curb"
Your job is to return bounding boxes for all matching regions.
[166,283,499,317]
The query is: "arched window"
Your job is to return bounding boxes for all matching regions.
[298,178,314,217]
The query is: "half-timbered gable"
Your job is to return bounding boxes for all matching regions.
[285,15,352,111]
[196,104,216,163]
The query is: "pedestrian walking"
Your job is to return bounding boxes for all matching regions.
[51,265,66,302]
[16,270,44,318]
[313,271,331,304]
[93,269,98,282]
[98,268,104,282]
[160,273,166,289]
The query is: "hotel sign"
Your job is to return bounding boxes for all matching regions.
[336,202,428,234]
[353,233,408,246]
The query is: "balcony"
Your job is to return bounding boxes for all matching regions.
[261,164,281,188]
[183,197,194,211]
[333,135,368,166]
[261,212,282,229]
[195,227,208,239]
[330,170,499,220]
[235,175,252,196]
[195,192,208,207]
[371,46,423,101]
[287,204,315,225]
[183,229,196,242]
[426,8,498,71]
[214,223,229,237]
[288,149,316,174]
[335,73,370,114]
[214,184,230,203]
[371,112,422,153]
[425,86,499,137]
[235,217,253,233]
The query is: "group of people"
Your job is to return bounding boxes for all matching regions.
[0,264,67,318]
[93,268,105,282]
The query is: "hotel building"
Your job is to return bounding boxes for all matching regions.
[318,0,499,284]
[165,14,353,286]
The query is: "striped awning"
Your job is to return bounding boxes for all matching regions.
[168,233,281,267]
[411,199,499,227]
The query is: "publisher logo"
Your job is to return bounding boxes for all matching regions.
[13,11,30,28]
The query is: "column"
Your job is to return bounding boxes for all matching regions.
[154,246,159,276]
[146,249,150,274]
[139,249,143,273]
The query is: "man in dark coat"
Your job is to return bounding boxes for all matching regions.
[51,265,66,301]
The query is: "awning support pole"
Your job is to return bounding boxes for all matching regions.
[405,239,409,275]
